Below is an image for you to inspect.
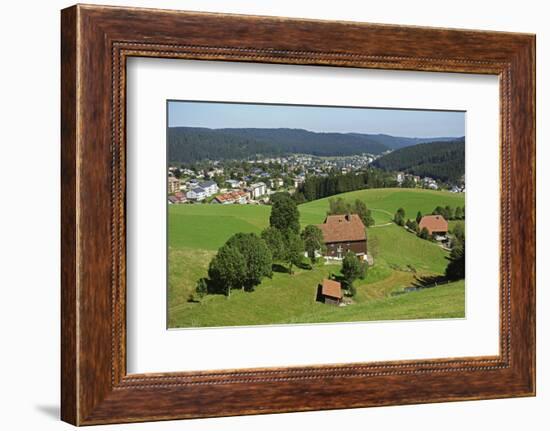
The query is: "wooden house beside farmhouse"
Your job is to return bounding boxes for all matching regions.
[317,279,343,305]
[418,215,449,237]
[316,214,367,260]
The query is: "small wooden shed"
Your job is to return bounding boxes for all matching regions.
[319,279,343,305]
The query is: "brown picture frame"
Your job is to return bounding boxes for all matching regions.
[61,4,536,426]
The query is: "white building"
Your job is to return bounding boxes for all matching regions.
[250,182,267,199]
[198,181,219,196]
[226,179,241,189]
[186,187,207,201]
[187,179,199,189]
[396,172,405,184]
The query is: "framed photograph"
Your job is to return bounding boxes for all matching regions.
[61,4,536,425]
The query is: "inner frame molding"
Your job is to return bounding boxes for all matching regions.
[61,4,534,425]
[115,44,511,384]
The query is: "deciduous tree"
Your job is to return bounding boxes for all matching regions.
[394,207,406,226]
[419,227,430,239]
[283,231,304,274]
[327,197,350,215]
[261,227,285,261]
[341,251,365,296]
[226,233,272,291]
[354,199,375,227]
[301,225,324,264]
[269,192,300,234]
[208,244,246,297]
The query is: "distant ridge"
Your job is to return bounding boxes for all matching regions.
[347,133,463,150]
[168,127,463,163]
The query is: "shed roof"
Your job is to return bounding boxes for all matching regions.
[321,279,343,299]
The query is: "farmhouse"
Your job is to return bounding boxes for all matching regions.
[318,279,343,305]
[419,215,449,238]
[316,214,367,260]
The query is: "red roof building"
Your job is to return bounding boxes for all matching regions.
[418,215,449,235]
[214,190,249,204]
[320,279,343,305]
[316,214,367,259]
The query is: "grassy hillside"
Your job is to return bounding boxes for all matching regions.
[168,188,465,328]
[170,264,464,327]
[299,188,465,226]
[169,204,269,250]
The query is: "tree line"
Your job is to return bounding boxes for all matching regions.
[327,197,375,227]
[296,169,398,203]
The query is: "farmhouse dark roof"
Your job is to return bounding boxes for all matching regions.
[317,214,366,243]
[419,215,449,234]
[321,279,343,299]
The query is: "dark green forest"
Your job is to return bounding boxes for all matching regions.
[347,133,460,150]
[296,169,398,202]
[372,139,465,183]
[167,127,461,163]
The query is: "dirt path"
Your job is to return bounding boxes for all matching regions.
[370,208,394,227]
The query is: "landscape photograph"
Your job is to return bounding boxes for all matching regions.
[166,101,466,329]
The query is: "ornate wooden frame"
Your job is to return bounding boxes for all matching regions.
[61,4,536,425]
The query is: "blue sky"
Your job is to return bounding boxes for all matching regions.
[168,101,465,138]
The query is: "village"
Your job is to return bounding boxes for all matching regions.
[167,153,465,206]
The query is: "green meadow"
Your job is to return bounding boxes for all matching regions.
[168,188,465,328]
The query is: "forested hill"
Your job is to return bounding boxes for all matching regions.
[168,127,387,163]
[168,127,461,163]
[372,138,465,183]
[347,133,460,150]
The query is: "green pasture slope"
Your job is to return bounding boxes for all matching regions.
[299,188,465,226]
[168,188,465,328]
